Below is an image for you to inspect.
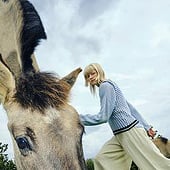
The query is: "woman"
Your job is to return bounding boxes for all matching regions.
[80,63,170,170]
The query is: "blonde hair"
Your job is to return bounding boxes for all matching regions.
[83,63,105,94]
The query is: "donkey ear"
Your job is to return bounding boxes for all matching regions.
[5,53,39,78]
[61,68,82,87]
[0,54,15,104]
[31,54,40,72]
[0,0,46,76]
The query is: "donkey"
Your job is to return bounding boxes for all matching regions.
[0,0,86,169]
[153,135,170,159]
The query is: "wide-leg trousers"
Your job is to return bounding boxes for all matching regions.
[93,127,170,170]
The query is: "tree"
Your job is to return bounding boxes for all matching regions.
[86,159,94,170]
[0,142,17,170]
[85,158,138,170]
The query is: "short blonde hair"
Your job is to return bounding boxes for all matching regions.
[83,63,105,94]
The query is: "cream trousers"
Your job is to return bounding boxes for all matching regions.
[94,127,170,170]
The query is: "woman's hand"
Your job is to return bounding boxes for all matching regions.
[147,127,157,139]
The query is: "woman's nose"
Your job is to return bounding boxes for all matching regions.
[89,74,93,78]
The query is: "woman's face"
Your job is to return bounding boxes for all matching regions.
[87,70,98,85]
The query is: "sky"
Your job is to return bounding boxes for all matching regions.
[1,0,170,159]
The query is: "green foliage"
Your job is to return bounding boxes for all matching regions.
[0,142,17,170]
[86,158,94,170]
[85,158,138,170]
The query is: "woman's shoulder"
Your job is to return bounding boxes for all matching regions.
[100,80,115,88]
[99,80,116,96]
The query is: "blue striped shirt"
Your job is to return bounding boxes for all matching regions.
[80,80,151,135]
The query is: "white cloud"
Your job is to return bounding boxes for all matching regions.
[151,23,170,48]
[1,0,170,160]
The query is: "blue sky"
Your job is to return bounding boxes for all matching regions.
[1,0,170,159]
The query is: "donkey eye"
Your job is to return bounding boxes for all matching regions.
[16,137,30,149]
[16,137,33,156]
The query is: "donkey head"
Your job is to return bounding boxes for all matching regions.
[153,136,170,159]
[0,0,86,169]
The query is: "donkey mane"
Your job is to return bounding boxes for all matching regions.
[14,71,70,113]
[20,0,47,73]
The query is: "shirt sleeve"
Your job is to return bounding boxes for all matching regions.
[80,82,116,126]
[127,102,151,131]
